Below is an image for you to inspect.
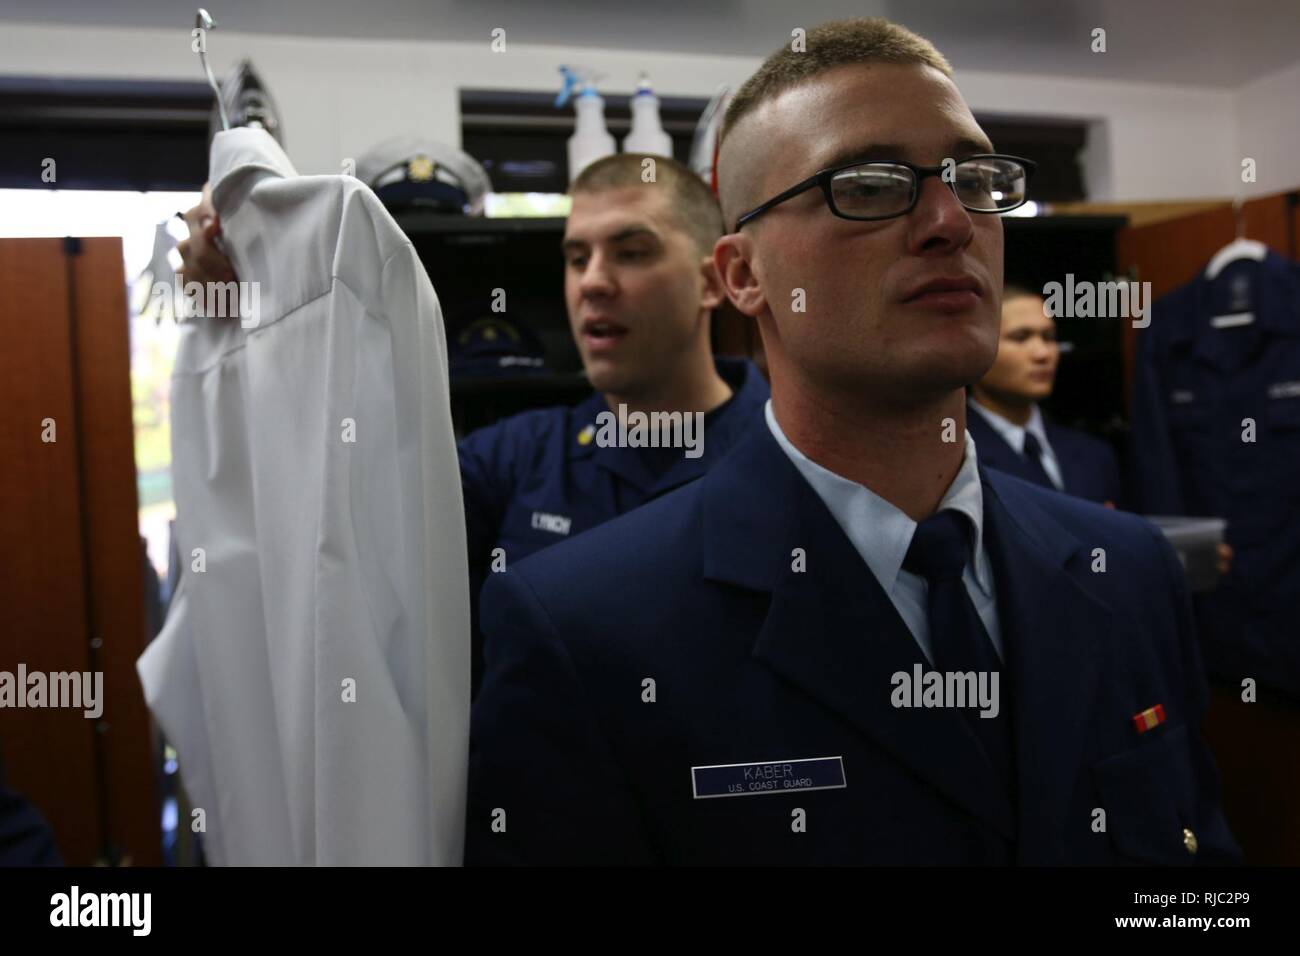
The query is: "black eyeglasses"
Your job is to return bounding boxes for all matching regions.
[733,154,1037,230]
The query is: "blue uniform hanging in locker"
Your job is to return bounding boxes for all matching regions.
[1130,249,1300,697]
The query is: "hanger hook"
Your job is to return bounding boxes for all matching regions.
[1231,195,1245,240]
[196,8,229,132]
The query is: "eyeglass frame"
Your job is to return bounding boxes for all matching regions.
[731,153,1038,231]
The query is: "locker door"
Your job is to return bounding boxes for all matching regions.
[0,236,159,865]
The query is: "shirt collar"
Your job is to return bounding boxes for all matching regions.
[1189,251,1300,340]
[764,400,992,597]
[969,398,1047,455]
[210,127,298,207]
[568,357,767,463]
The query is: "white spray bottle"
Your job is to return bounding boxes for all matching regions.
[622,73,673,157]
[557,65,615,183]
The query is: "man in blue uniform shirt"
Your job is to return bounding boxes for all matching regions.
[468,18,1238,865]
[967,284,1122,506]
[457,155,769,690]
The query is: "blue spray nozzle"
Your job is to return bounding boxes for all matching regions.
[556,65,602,108]
[555,66,578,108]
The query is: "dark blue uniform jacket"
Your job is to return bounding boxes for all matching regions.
[966,403,1122,505]
[1130,251,1300,696]
[468,422,1239,865]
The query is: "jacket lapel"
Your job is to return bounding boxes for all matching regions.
[980,471,1108,864]
[703,427,1015,838]
[965,404,1034,484]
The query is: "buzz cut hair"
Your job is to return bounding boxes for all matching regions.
[570,153,724,257]
[720,18,954,144]
[1002,282,1041,303]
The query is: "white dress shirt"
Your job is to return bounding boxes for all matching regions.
[764,400,1001,664]
[138,128,469,866]
[968,398,1065,491]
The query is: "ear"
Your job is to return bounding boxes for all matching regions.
[697,253,725,312]
[713,233,766,318]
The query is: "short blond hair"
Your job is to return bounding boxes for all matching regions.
[571,153,723,256]
[721,18,953,143]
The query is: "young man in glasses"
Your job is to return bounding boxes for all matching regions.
[468,18,1237,865]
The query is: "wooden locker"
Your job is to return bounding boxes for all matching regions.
[0,236,160,865]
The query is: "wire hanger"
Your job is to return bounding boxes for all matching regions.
[196,9,229,132]
[1206,197,1267,328]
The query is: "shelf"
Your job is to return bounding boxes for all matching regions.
[1005,214,1129,232]
[396,213,566,237]
[399,213,1127,238]
[450,371,588,396]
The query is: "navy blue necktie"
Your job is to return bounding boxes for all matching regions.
[1020,432,1054,490]
[903,510,1014,793]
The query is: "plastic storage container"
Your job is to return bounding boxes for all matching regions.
[1146,516,1227,593]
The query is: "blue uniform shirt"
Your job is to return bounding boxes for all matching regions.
[458,356,769,690]
[767,400,1002,662]
[1130,250,1300,697]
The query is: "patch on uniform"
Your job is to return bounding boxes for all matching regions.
[691,756,846,799]
[577,424,595,446]
[1268,380,1300,400]
[530,511,571,536]
[1131,703,1166,734]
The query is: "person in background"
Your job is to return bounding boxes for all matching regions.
[175,152,769,694]
[968,286,1231,574]
[456,154,767,691]
[0,752,61,866]
[966,284,1121,506]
